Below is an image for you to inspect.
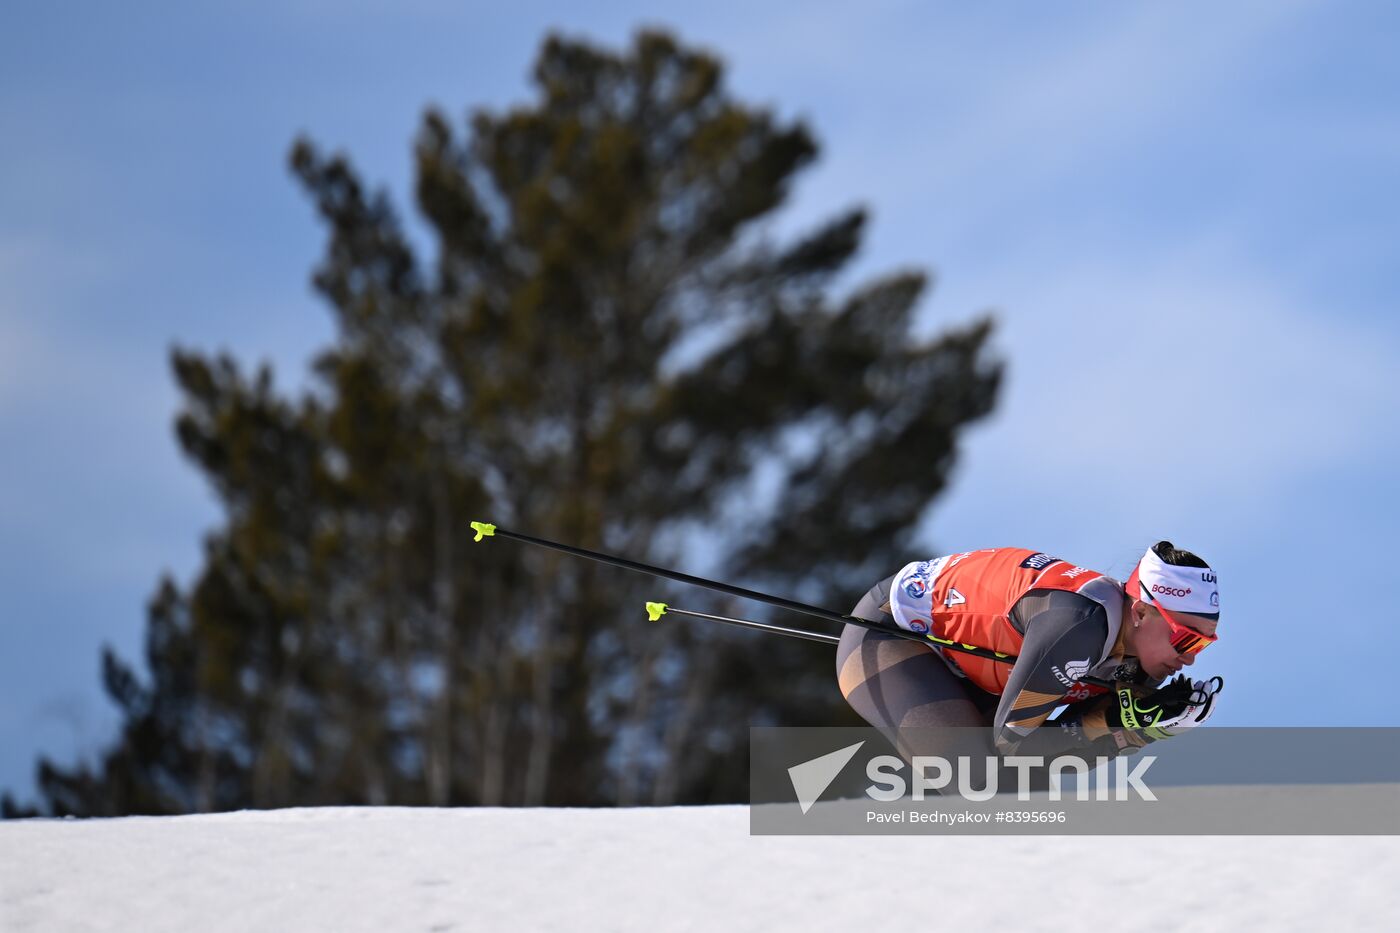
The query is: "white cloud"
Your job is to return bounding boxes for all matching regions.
[0,241,132,409]
[713,0,1325,270]
[996,255,1397,487]
[899,1,1316,200]
[0,312,37,413]
[0,234,217,585]
[684,0,1392,549]
[0,238,77,415]
[921,246,1398,572]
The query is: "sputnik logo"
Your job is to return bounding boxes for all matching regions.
[787,741,865,814]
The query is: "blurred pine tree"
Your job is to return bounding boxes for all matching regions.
[8,30,1001,816]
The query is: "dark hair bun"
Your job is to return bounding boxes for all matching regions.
[1152,540,1210,569]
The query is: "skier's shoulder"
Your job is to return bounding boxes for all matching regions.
[894,546,1050,576]
[1013,586,1110,637]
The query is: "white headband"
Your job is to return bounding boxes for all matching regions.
[1132,547,1220,620]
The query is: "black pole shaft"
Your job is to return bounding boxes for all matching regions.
[662,604,1121,689]
[492,526,856,627]
[481,524,1020,667]
[661,606,842,645]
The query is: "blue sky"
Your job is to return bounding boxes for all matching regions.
[2,0,1397,801]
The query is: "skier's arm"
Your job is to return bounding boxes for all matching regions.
[991,592,1110,758]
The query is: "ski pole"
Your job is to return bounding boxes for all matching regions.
[645,603,841,645]
[471,520,862,629]
[644,600,1015,663]
[644,602,1129,690]
[469,520,1018,666]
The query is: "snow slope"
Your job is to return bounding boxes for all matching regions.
[3,805,1397,932]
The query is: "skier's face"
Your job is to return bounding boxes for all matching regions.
[1132,603,1217,680]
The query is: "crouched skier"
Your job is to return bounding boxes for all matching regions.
[836,541,1223,795]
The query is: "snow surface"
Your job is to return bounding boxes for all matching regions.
[3,805,1398,932]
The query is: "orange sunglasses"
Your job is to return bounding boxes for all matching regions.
[1141,588,1218,655]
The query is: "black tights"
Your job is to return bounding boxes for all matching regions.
[836,577,1047,794]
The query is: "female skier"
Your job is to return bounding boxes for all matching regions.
[836,541,1223,771]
